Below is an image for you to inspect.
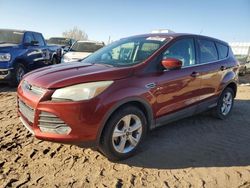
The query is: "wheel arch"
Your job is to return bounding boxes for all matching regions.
[96,97,154,145]
[224,81,237,98]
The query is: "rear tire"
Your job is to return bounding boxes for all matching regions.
[213,87,235,120]
[239,67,246,76]
[99,105,147,161]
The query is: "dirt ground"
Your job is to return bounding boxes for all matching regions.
[0,75,250,188]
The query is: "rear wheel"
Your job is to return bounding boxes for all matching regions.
[99,106,147,161]
[213,87,234,119]
[239,67,246,76]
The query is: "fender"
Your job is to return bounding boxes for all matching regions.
[95,96,154,145]
[219,70,238,95]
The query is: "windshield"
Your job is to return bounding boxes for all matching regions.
[0,30,24,44]
[71,42,104,53]
[47,38,71,45]
[82,36,168,67]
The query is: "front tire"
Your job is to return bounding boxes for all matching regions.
[100,106,147,161]
[51,56,58,65]
[213,87,235,119]
[9,63,26,87]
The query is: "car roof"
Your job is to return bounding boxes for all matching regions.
[0,28,42,35]
[76,40,103,44]
[126,33,228,45]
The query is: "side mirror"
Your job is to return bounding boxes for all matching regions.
[30,40,39,46]
[161,58,182,70]
[24,40,39,46]
[63,46,70,53]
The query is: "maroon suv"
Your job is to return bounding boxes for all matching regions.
[17,33,239,160]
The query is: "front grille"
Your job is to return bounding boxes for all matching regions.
[21,80,46,96]
[18,100,35,124]
[39,111,67,128]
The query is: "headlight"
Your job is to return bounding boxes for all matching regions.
[0,53,11,62]
[52,81,114,101]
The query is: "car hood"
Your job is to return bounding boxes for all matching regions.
[24,62,132,89]
[64,52,92,60]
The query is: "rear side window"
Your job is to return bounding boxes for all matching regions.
[216,42,228,59]
[198,39,218,63]
[33,33,45,46]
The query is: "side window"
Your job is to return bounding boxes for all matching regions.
[216,42,228,59]
[23,32,34,44]
[198,39,218,63]
[33,33,45,46]
[163,38,196,67]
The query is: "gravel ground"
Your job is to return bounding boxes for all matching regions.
[0,75,250,188]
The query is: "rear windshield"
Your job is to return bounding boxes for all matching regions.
[0,30,24,44]
[70,42,104,53]
[48,38,71,45]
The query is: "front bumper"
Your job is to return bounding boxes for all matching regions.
[17,84,106,147]
[0,68,12,80]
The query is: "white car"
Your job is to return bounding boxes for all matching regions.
[61,41,104,63]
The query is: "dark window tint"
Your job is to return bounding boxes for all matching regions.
[216,43,228,59]
[198,39,218,63]
[23,32,34,44]
[163,38,196,67]
[33,33,45,46]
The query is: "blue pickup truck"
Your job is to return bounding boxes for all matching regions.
[0,29,62,86]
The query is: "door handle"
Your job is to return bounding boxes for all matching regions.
[190,72,200,77]
[220,66,226,71]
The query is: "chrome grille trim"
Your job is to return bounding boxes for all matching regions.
[18,100,35,124]
[21,80,46,96]
[39,111,67,127]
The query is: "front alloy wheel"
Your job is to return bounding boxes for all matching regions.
[100,106,147,161]
[112,114,142,154]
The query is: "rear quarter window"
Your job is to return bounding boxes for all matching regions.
[198,39,218,63]
[216,42,229,59]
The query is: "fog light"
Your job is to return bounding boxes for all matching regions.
[40,126,71,135]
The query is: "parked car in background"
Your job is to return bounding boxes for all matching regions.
[61,41,104,63]
[0,29,62,86]
[47,37,75,52]
[17,33,238,160]
[230,42,250,76]
[235,55,250,76]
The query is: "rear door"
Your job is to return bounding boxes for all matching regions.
[196,38,229,104]
[154,37,203,120]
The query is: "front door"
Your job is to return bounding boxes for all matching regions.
[154,38,202,119]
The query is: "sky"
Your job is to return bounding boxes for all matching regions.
[0,0,249,43]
